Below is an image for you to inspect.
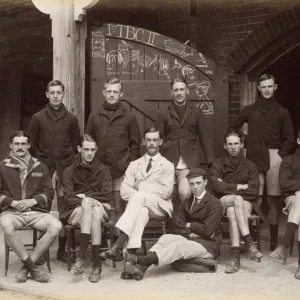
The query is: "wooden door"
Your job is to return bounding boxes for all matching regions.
[90,23,228,158]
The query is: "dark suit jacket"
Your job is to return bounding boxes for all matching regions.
[28,104,80,180]
[85,103,141,178]
[279,147,300,195]
[171,191,223,258]
[228,102,295,172]
[155,102,215,168]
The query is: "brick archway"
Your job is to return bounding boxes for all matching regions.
[227,2,300,74]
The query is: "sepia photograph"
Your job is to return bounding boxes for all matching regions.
[0,0,300,299]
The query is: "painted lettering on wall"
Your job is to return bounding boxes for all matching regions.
[106,24,159,47]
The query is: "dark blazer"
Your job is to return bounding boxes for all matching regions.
[85,103,141,179]
[171,191,223,258]
[155,102,215,168]
[61,157,113,220]
[0,157,54,213]
[228,103,295,172]
[279,147,300,195]
[28,104,80,180]
[210,154,264,220]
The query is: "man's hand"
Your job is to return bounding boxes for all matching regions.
[217,178,223,182]
[14,199,37,212]
[186,222,191,228]
[295,190,300,196]
[76,194,86,199]
[10,200,18,209]
[237,184,248,191]
[188,233,201,239]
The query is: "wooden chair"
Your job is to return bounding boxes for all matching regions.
[66,222,117,271]
[141,216,170,255]
[4,228,51,276]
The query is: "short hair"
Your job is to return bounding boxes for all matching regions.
[78,134,96,147]
[224,130,244,144]
[170,76,188,89]
[9,130,31,144]
[103,78,123,91]
[258,73,276,84]
[143,126,162,139]
[47,80,65,92]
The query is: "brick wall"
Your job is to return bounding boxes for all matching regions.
[157,0,300,120]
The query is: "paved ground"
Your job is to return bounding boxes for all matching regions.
[1,214,300,300]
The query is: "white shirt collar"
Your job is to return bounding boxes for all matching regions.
[145,152,161,162]
[195,190,206,201]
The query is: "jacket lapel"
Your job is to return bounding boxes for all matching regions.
[139,155,148,179]
[190,192,209,214]
[146,154,163,177]
[180,104,192,127]
[169,104,180,125]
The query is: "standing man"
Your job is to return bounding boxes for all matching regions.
[101,126,174,262]
[28,80,80,262]
[62,134,113,283]
[0,130,61,283]
[122,168,223,281]
[85,78,141,220]
[155,77,215,203]
[229,74,295,250]
[270,129,300,279]
[210,130,263,273]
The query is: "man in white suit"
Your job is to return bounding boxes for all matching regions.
[101,126,175,259]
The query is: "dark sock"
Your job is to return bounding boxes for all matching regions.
[114,232,128,248]
[281,222,298,248]
[92,245,102,268]
[78,233,90,261]
[58,236,67,251]
[127,248,137,255]
[137,252,158,266]
[298,242,300,265]
[270,225,279,244]
[242,234,254,250]
[22,256,36,271]
[231,247,240,260]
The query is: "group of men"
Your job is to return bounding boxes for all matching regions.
[1,73,300,284]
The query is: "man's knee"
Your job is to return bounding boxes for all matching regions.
[267,196,279,207]
[92,206,105,220]
[0,215,17,234]
[232,195,244,207]
[81,197,93,210]
[47,218,62,235]
[226,207,235,219]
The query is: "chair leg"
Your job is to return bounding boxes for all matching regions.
[162,220,167,235]
[46,250,52,273]
[142,240,147,255]
[33,229,38,247]
[4,239,9,277]
[290,235,294,255]
[256,219,261,251]
[71,229,76,261]
[109,225,116,268]
[66,228,72,271]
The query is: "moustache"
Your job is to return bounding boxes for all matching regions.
[16,150,24,152]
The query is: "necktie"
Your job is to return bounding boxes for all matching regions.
[146,158,153,173]
[190,197,200,212]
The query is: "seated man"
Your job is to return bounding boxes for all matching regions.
[122,168,223,280]
[0,130,61,283]
[61,134,113,283]
[101,126,174,261]
[210,130,263,274]
[270,129,300,279]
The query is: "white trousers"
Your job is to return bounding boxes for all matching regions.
[116,191,167,249]
[149,234,213,267]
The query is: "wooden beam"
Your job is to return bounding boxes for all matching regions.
[31,0,99,132]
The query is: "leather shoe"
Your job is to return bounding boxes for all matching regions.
[102,244,122,260]
[88,267,101,283]
[29,266,50,283]
[247,245,263,261]
[295,266,300,280]
[124,262,145,280]
[225,258,240,274]
[15,266,29,283]
[70,259,85,277]
[270,245,288,264]
[123,249,137,266]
